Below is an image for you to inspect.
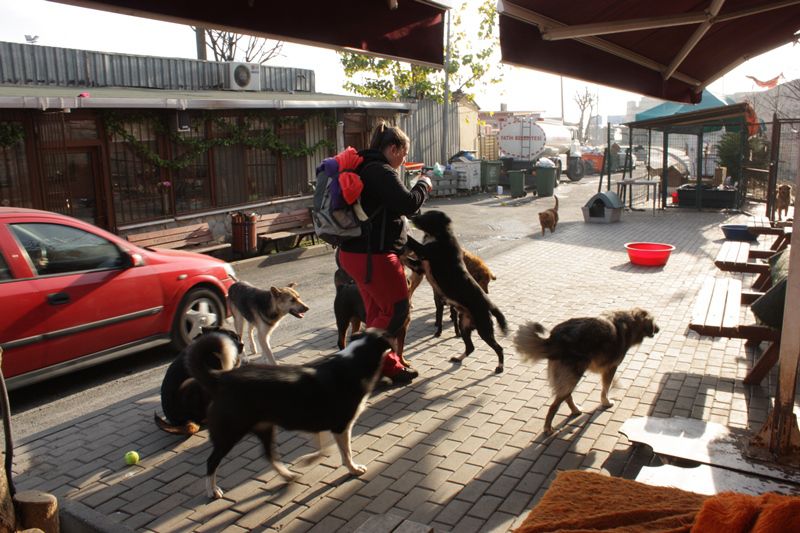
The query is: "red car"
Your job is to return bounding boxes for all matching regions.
[0,207,236,390]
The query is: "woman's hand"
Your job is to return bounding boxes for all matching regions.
[418,175,433,192]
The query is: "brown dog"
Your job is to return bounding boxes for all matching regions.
[514,308,658,435]
[538,195,559,236]
[776,184,792,220]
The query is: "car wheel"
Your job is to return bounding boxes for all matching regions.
[568,160,585,181]
[170,287,225,351]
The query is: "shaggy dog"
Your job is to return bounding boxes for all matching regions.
[406,210,507,373]
[776,184,792,220]
[228,281,309,364]
[514,308,659,434]
[538,195,559,236]
[154,327,244,435]
[186,330,392,499]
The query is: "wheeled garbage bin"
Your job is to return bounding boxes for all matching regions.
[534,160,556,197]
[508,170,526,198]
[231,211,257,256]
[480,160,502,191]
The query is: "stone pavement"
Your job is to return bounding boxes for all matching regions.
[11,177,785,532]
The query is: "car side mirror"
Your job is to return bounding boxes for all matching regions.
[123,251,145,268]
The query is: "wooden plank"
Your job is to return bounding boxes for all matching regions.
[720,278,741,330]
[690,277,716,327]
[705,278,730,329]
[743,343,781,385]
[131,229,214,248]
[127,223,207,242]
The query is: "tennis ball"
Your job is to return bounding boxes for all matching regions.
[124,451,140,465]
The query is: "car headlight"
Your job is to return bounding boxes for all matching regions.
[222,262,237,281]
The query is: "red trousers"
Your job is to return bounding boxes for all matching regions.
[338,250,408,377]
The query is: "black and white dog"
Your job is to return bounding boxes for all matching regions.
[186,329,392,499]
[154,327,244,435]
[406,210,507,373]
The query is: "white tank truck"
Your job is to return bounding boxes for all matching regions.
[497,119,585,182]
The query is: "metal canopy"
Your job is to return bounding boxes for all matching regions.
[49,0,449,67]
[498,0,800,103]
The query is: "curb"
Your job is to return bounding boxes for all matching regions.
[60,499,134,533]
[229,243,334,270]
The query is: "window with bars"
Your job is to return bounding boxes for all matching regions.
[172,117,211,214]
[0,123,32,208]
[109,117,166,224]
[106,111,313,224]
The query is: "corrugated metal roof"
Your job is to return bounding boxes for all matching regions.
[0,41,315,93]
[0,85,415,111]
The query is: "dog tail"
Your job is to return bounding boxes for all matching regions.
[553,195,558,212]
[513,321,553,362]
[491,306,508,335]
[153,412,201,435]
[185,333,238,392]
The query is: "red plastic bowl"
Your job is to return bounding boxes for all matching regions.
[625,242,675,266]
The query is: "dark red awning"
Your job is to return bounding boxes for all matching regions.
[50,0,447,67]
[498,0,800,103]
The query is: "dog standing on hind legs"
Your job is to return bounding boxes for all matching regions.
[227,281,309,364]
[514,308,659,434]
[406,210,508,373]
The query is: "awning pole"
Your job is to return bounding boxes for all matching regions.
[441,8,451,165]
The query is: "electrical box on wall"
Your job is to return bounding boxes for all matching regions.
[173,111,191,133]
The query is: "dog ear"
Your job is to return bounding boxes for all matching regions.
[288,282,297,288]
[270,286,280,296]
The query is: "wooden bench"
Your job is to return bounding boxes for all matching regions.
[747,215,784,237]
[127,222,231,256]
[714,241,773,276]
[254,208,316,253]
[689,276,781,384]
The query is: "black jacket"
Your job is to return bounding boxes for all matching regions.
[339,149,429,254]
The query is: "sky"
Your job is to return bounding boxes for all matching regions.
[1,0,798,124]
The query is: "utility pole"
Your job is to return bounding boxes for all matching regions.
[441,9,451,165]
[195,27,207,60]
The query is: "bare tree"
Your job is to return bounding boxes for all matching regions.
[192,27,283,64]
[574,87,596,144]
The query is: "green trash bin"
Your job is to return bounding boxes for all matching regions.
[508,170,526,198]
[480,160,502,191]
[535,167,556,197]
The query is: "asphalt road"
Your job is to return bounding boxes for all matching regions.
[6,184,589,441]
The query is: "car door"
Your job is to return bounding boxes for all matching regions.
[7,221,164,371]
[0,228,46,380]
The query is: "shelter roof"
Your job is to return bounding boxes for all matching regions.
[0,85,415,112]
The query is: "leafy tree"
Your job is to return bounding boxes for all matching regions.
[339,0,503,101]
[716,131,770,180]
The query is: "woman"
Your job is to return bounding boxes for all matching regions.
[338,122,432,384]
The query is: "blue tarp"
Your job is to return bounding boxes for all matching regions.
[635,90,727,121]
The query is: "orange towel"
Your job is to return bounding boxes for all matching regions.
[692,492,800,533]
[515,471,705,532]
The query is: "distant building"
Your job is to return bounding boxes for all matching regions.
[0,41,411,239]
